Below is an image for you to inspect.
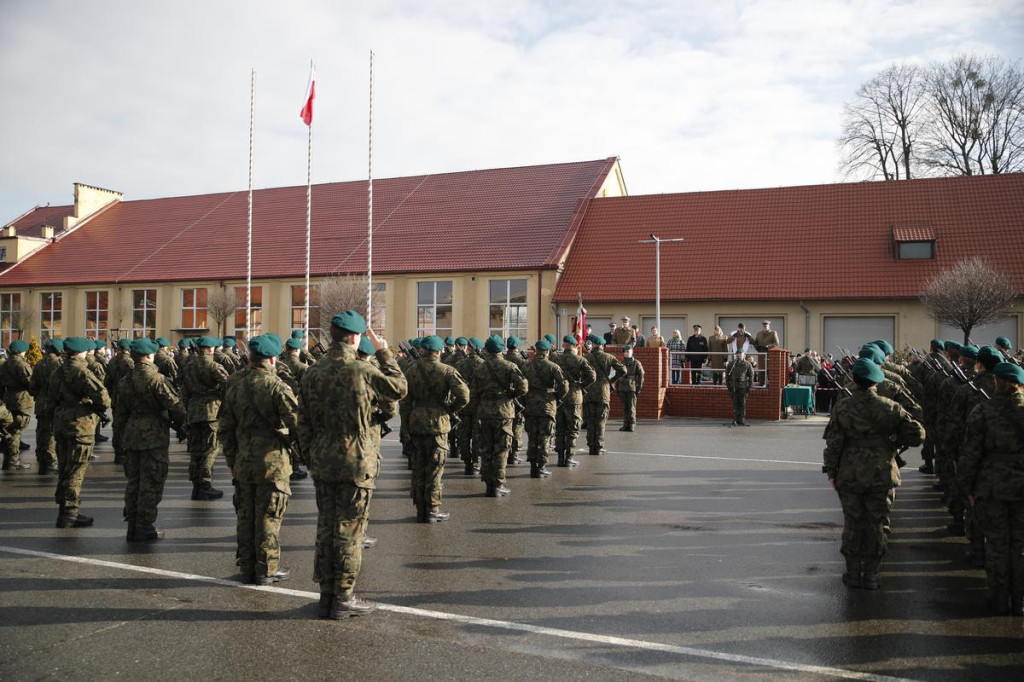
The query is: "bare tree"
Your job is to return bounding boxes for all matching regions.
[838,64,924,180]
[206,286,237,338]
[318,275,385,330]
[919,257,1019,344]
[10,300,36,340]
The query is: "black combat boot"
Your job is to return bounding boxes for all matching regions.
[565,454,580,467]
[56,512,94,529]
[289,466,308,481]
[125,518,137,541]
[485,482,496,497]
[330,592,376,619]
[256,568,291,586]
[318,592,334,619]
[841,559,861,588]
[191,483,224,501]
[536,465,551,478]
[860,560,880,590]
[129,523,165,542]
[530,462,540,478]
[918,461,934,474]
[464,462,474,476]
[422,508,450,523]
[556,451,569,467]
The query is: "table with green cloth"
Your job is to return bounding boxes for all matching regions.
[782,385,815,416]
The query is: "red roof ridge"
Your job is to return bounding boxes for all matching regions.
[545,157,619,268]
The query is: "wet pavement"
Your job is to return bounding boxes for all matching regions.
[1,416,1022,681]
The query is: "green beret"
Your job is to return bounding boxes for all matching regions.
[94,340,106,350]
[995,336,1013,350]
[858,345,885,366]
[455,336,468,346]
[291,329,304,340]
[357,336,375,356]
[223,337,237,348]
[851,358,885,384]
[506,336,522,349]
[871,339,894,356]
[8,340,29,354]
[930,339,945,351]
[131,338,160,355]
[945,340,962,351]
[444,336,455,346]
[196,336,218,349]
[264,333,282,348]
[285,337,303,350]
[47,338,64,353]
[410,337,422,349]
[331,310,367,334]
[469,337,484,350]
[977,346,1004,368]
[421,335,444,352]
[993,362,1024,384]
[544,334,557,345]
[117,338,132,350]
[249,334,281,358]
[589,334,605,346]
[484,335,506,353]
[178,338,191,349]
[64,337,93,354]
[561,334,578,346]
[622,343,634,351]
[535,339,552,351]
[155,337,170,347]
[959,345,979,360]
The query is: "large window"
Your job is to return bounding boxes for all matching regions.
[181,287,208,329]
[40,292,62,342]
[417,281,453,337]
[291,284,321,339]
[0,293,21,348]
[85,291,109,340]
[488,279,527,339]
[234,286,263,338]
[133,289,157,339]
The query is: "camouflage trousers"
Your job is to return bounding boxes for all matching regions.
[837,486,892,570]
[510,412,524,456]
[123,447,169,526]
[313,480,371,595]
[458,411,477,467]
[34,413,56,469]
[188,421,219,485]
[234,481,290,579]
[974,497,1024,596]
[475,417,513,486]
[409,434,448,511]
[55,431,97,516]
[525,413,554,468]
[731,388,750,422]
[583,400,610,453]
[618,391,637,427]
[554,401,582,457]
[3,413,31,467]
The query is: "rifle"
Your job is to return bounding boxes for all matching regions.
[820,365,852,397]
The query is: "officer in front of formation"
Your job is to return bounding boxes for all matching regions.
[616,343,644,432]
[726,349,754,426]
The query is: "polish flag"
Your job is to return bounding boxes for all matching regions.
[300,64,316,126]
[573,297,587,346]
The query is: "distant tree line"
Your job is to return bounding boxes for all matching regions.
[838,54,1024,180]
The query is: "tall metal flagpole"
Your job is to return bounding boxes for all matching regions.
[304,61,313,347]
[366,50,374,329]
[246,68,255,341]
[638,235,683,334]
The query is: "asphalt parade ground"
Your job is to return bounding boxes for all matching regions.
[1,415,1023,682]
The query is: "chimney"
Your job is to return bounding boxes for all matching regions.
[41,225,55,239]
[2,226,16,238]
[63,183,122,230]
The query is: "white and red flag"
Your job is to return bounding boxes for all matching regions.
[572,295,587,346]
[300,63,316,126]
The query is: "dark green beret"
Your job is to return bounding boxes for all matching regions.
[94,340,106,350]
[178,338,191,348]
[562,334,578,346]
[544,334,557,345]
[444,336,455,346]
[117,338,132,350]
[223,337,237,348]
[358,336,375,356]
[484,335,505,353]
[959,345,979,360]
[291,329,304,340]
[995,336,1013,350]
[264,333,282,348]
[194,336,216,348]
[421,335,444,352]
[535,339,552,351]
[47,338,64,353]
[622,343,634,351]
[858,345,885,366]
[155,337,170,347]
[871,339,894,356]
[331,310,367,334]
[506,336,522,349]
[8,340,29,354]
[285,337,302,350]
[410,337,422,349]
[852,358,885,384]
[993,362,1024,385]
[64,337,93,354]
[589,334,605,346]
[945,340,962,351]
[977,346,1004,368]
[130,338,159,355]
[249,334,281,358]
[469,337,484,350]
[930,339,945,351]
[455,336,468,346]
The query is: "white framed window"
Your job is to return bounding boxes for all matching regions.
[416,281,453,337]
[234,286,263,338]
[488,279,528,340]
[133,289,157,339]
[290,284,321,340]
[181,287,208,329]
[85,290,109,340]
[40,292,62,342]
[0,293,21,348]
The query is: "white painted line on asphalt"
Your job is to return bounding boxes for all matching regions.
[604,450,816,467]
[1,544,913,682]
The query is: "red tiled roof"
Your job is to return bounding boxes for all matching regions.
[0,159,617,287]
[6,204,74,239]
[554,174,1024,302]
[892,223,936,242]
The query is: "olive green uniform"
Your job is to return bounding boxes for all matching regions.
[584,349,625,455]
[29,352,63,472]
[615,356,645,431]
[522,354,567,472]
[470,353,528,488]
[550,350,596,466]
[0,354,34,469]
[180,354,230,488]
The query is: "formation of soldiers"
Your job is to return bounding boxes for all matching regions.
[822,336,1024,616]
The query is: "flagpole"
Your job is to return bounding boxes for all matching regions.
[304,60,313,348]
[246,68,255,341]
[366,50,374,330]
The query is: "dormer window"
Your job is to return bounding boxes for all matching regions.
[892,224,936,260]
[897,241,934,259]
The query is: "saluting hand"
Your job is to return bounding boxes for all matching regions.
[367,327,387,352]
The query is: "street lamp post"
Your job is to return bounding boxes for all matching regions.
[639,235,684,334]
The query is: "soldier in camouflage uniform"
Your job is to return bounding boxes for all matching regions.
[442,337,469,462]
[180,336,230,500]
[615,344,645,432]
[933,341,969,496]
[86,340,110,447]
[105,338,135,466]
[504,337,528,465]
[30,338,64,474]
[49,337,111,528]
[470,335,528,496]
[914,339,952,475]
[116,338,186,541]
[404,335,469,522]
[521,338,567,478]
[726,350,754,426]
[0,340,34,471]
[455,337,485,475]
[958,362,1024,616]
[219,337,244,373]
[583,335,625,455]
[153,337,179,386]
[994,337,1018,367]
[550,335,596,468]
[220,334,299,585]
[823,358,924,590]
[298,311,407,619]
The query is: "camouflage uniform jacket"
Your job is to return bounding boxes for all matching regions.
[104,350,134,409]
[958,390,1024,501]
[153,349,179,385]
[504,349,527,369]
[114,360,186,451]
[213,350,239,375]
[615,357,645,394]
[443,348,467,367]
[522,355,568,417]
[281,352,308,386]
[180,354,229,424]
[884,360,923,398]
[220,364,298,492]
[584,350,626,404]
[405,355,469,435]
[86,355,106,385]
[942,371,997,457]
[298,343,408,487]
[0,354,34,415]
[470,353,528,420]
[454,353,485,414]
[839,375,921,420]
[29,353,62,418]
[551,351,596,407]
[726,358,754,390]
[823,386,924,491]
[49,355,111,438]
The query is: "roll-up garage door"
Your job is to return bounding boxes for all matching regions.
[823,316,894,357]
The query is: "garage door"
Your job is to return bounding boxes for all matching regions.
[718,316,785,348]
[937,316,1018,348]
[823,316,894,357]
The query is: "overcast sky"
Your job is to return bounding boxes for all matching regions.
[1,0,1021,223]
